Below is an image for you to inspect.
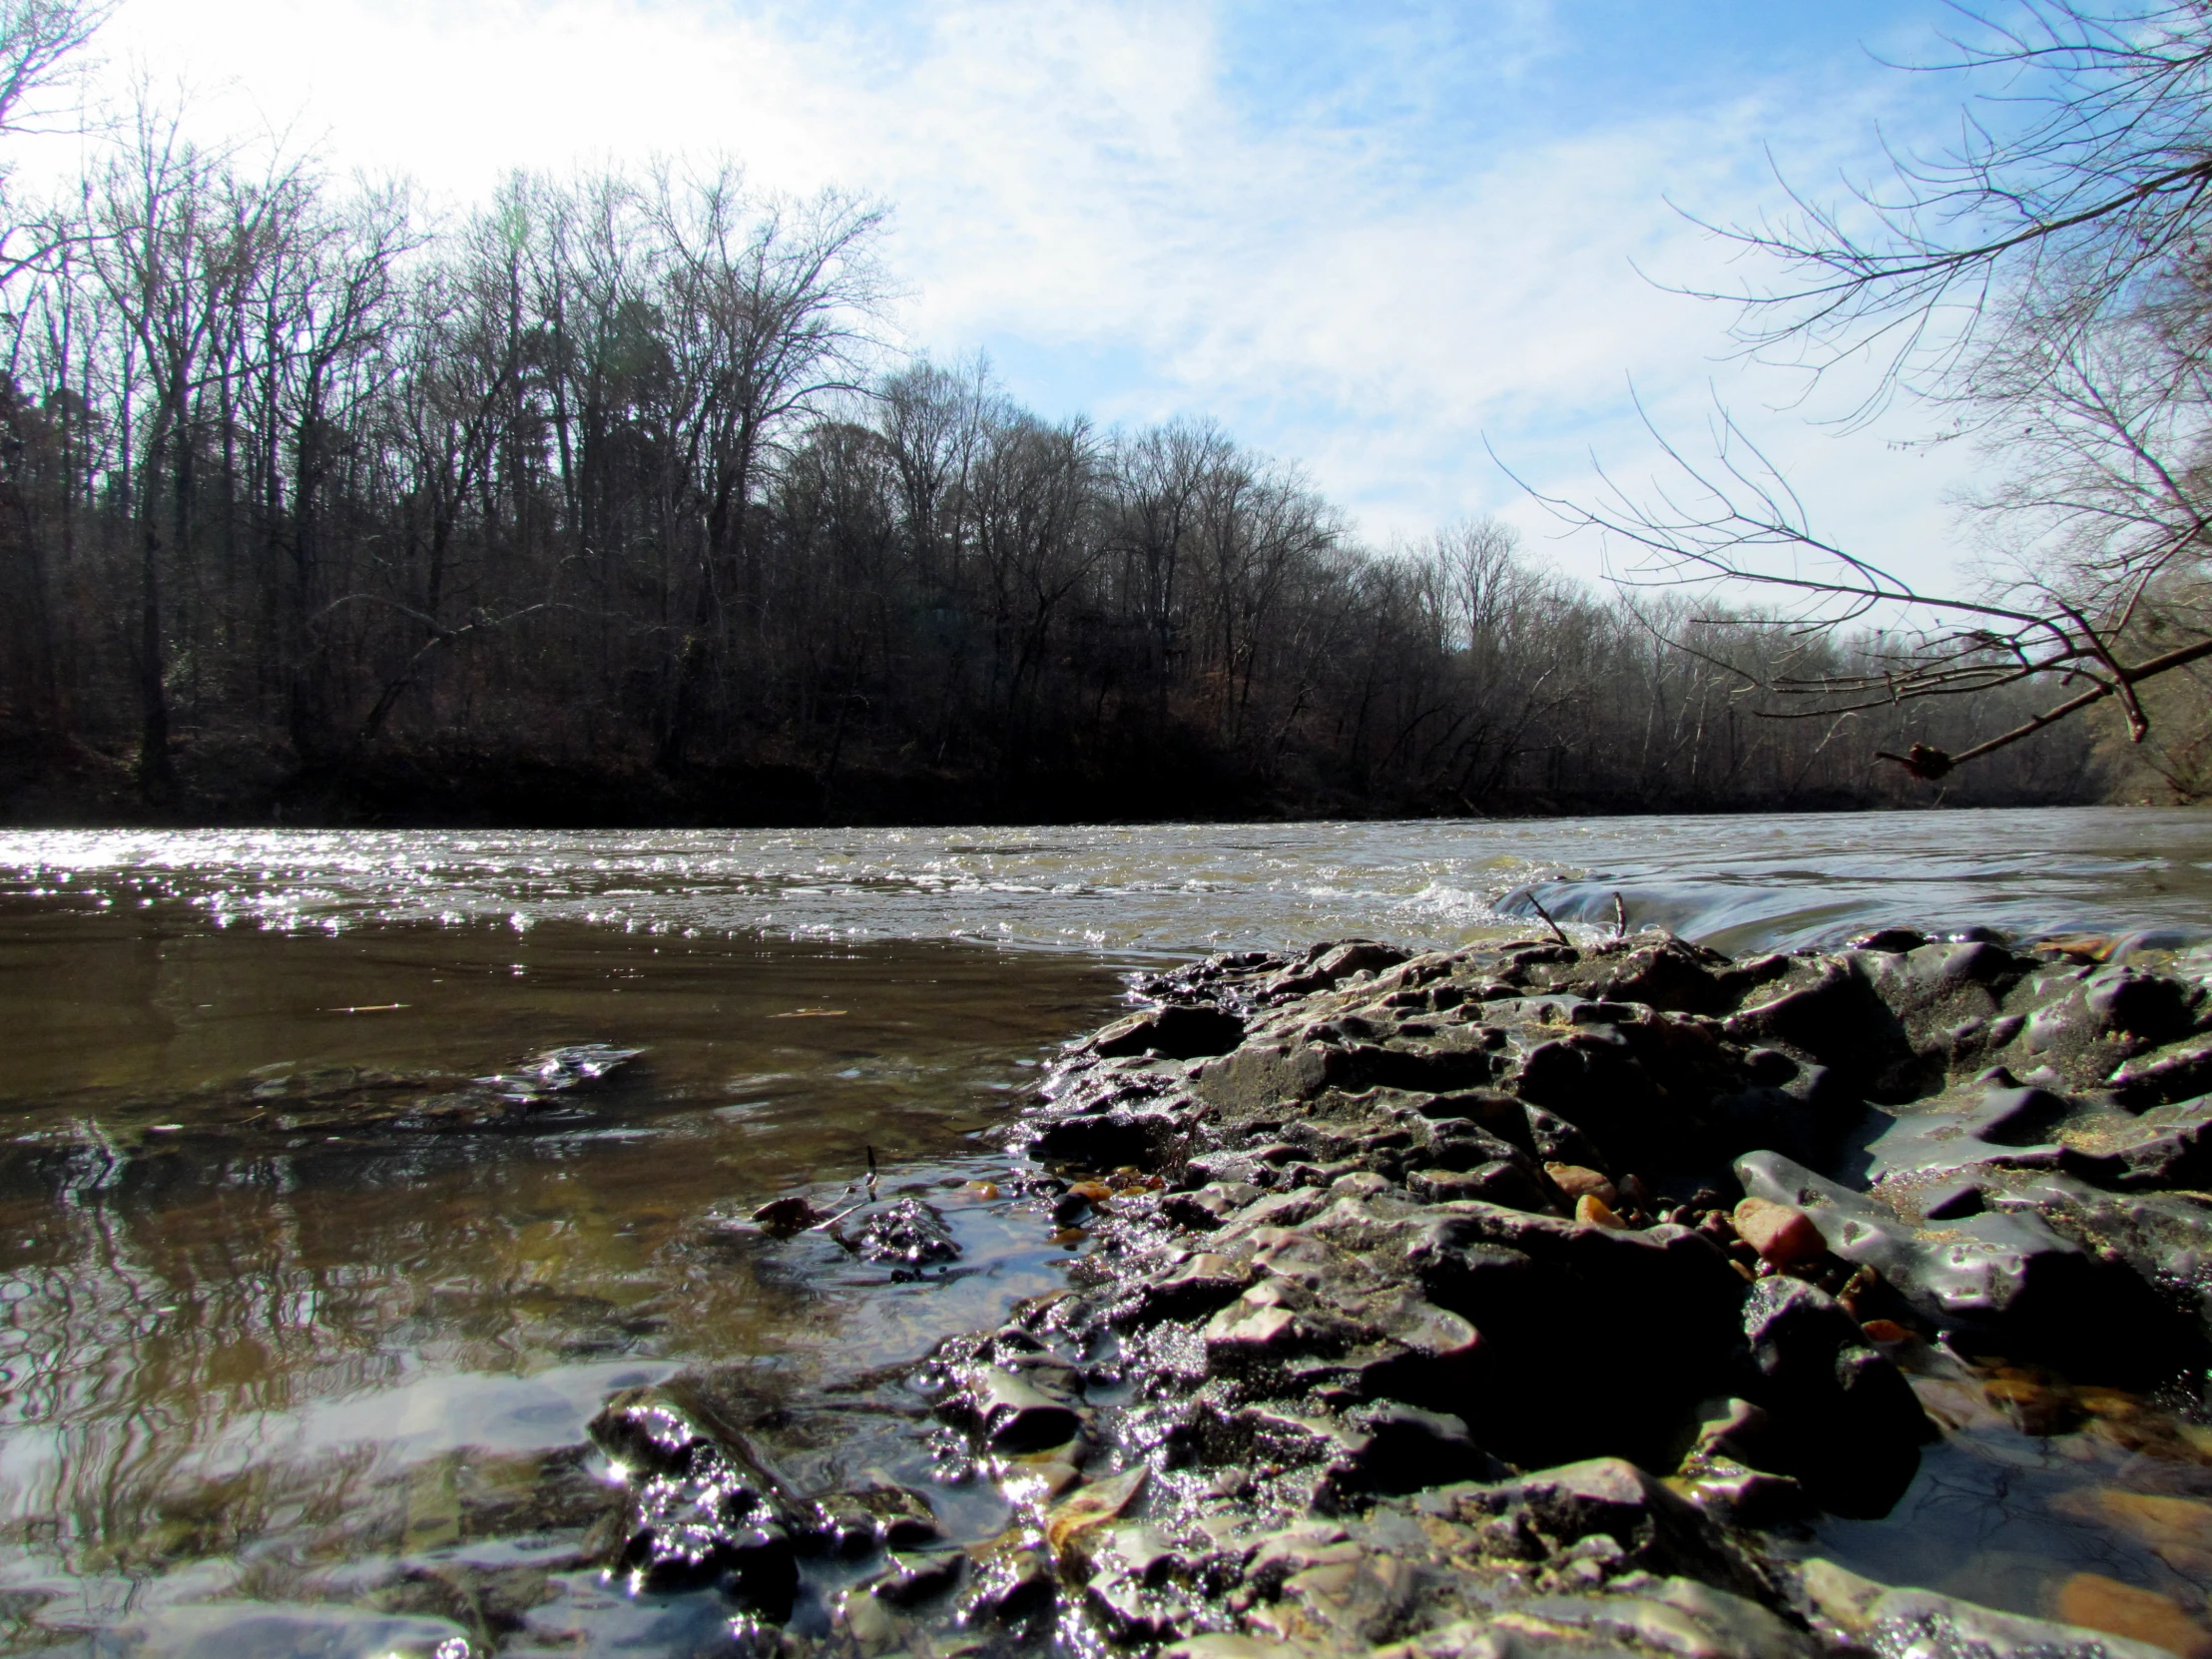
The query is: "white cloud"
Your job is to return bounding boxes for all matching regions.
[45,0,1988,598]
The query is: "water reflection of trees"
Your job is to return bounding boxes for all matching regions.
[0,1135,812,1586]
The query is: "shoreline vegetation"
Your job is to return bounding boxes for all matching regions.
[0,728,2106,831]
[0,149,2107,829]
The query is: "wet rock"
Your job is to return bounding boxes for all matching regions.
[1729,1197,1825,1269]
[2077,1098,2212,1191]
[1436,1458,1774,1601]
[476,1042,646,1102]
[1971,1082,2077,1147]
[2111,1038,2212,1107]
[1502,1580,1816,1659]
[1685,1464,1813,1527]
[1510,1029,1668,1161]
[820,1483,941,1554]
[587,1383,805,1608]
[1117,1250,1250,1323]
[673,930,2212,1656]
[972,1366,1083,1455]
[750,1195,823,1236]
[1264,940,1413,1000]
[1245,1526,1419,1648]
[2085,966,2203,1045]
[1095,1003,1250,1060]
[1321,1402,1507,1501]
[1850,927,1930,953]
[1735,1276,1930,1516]
[957,1540,1055,1629]
[1737,1150,2199,1386]
[1407,1160,1553,1211]
[1543,1163,1615,1206]
[1805,1557,2187,1657]
[1997,1175,2212,1338]
[1031,1107,1186,1170]
[1918,1176,1987,1220]
[852,1197,961,1266]
[1574,1193,1628,1229]
[115,1607,476,1659]
[1044,1463,1149,1555]
[1725,956,1918,1096]
[1406,1204,1748,1469]
[870,1545,966,1608]
[1588,935,1735,1014]
[1081,1522,1194,1643]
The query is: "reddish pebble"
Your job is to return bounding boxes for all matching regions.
[1547,1163,1618,1207]
[1732,1197,1827,1268]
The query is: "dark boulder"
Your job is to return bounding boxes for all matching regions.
[1321,1401,1507,1501]
[1733,1277,1930,1517]
[1404,1202,1748,1469]
[1093,1003,1249,1060]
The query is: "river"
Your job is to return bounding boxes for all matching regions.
[2,806,2208,1655]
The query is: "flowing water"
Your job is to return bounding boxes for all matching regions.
[4,806,2212,1655]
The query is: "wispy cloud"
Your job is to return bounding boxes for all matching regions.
[59,0,1985,591]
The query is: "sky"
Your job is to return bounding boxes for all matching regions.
[31,0,2004,592]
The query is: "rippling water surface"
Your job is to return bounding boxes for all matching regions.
[7,806,2212,956]
[2,807,2210,1655]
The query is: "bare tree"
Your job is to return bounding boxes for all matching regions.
[1540,1,2212,782]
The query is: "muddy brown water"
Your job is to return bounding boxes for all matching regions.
[5,810,2212,1655]
[0,903,1125,1654]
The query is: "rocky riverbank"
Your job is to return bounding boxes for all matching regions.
[592,926,2212,1659]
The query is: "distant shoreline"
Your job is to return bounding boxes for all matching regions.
[0,740,2102,833]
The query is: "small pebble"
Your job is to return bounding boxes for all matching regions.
[1575,1194,1629,1230]
[1731,1197,1826,1268]
[1547,1164,1618,1206]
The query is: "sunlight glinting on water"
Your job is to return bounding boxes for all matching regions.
[5,807,2212,959]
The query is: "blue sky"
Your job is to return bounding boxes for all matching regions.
[61,0,2005,591]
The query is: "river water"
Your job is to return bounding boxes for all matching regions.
[3,806,2210,1655]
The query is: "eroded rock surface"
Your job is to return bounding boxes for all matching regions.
[587,928,2212,1657]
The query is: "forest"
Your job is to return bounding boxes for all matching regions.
[0,124,2101,826]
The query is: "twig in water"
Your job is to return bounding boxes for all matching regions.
[1610,892,1628,938]
[1525,889,1571,947]
[810,1198,872,1234]
[810,1145,883,1238]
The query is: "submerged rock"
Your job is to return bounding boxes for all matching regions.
[587,1382,807,1610]
[851,1196,961,1266]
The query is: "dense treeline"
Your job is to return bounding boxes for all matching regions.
[0,140,2097,825]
